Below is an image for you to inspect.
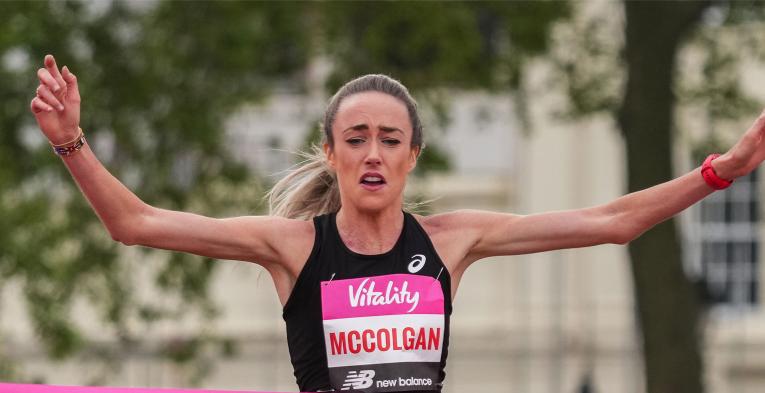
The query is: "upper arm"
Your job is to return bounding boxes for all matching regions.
[459,206,625,261]
[123,205,313,267]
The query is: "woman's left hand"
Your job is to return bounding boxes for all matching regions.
[713,109,765,180]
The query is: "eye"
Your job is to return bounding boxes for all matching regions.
[346,138,364,145]
[383,139,401,146]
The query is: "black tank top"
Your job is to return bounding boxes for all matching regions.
[282,211,452,392]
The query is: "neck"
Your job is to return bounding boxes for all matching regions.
[336,204,404,254]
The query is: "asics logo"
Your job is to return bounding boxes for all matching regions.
[408,254,426,273]
[341,369,375,390]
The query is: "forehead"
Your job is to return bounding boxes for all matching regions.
[334,91,411,132]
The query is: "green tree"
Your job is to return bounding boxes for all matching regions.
[553,1,765,392]
[0,0,308,383]
[556,1,765,393]
[621,3,765,392]
[318,1,569,172]
[619,3,713,392]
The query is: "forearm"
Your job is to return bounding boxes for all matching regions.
[58,142,147,243]
[606,166,714,242]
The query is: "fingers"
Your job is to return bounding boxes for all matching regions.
[37,67,62,93]
[36,84,64,111]
[44,54,67,94]
[35,55,80,115]
[30,96,54,113]
[744,110,765,143]
[61,65,81,104]
[739,110,765,140]
[730,109,765,169]
[751,108,765,127]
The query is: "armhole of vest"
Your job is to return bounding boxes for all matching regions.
[282,215,323,315]
[405,212,453,303]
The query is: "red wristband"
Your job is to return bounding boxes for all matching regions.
[701,153,733,190]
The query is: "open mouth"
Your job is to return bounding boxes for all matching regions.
[360,172,387,187]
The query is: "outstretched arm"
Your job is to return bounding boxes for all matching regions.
[29,55,308,267]
[452,110,765,264]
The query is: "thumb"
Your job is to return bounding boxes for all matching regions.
[61,66,81,105]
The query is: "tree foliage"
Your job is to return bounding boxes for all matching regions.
[320,1,567,91]
[319,1,569,173]
[553,2,765,392]
[0,0,308,382]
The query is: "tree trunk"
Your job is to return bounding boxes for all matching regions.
[619,2,711,393]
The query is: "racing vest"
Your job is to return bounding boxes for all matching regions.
[282,211,452,392]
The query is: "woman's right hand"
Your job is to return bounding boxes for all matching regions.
[29,54,81,145]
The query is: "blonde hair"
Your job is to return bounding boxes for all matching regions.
[267,74,424,220]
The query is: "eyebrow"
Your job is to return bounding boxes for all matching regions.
[342,124,404,134]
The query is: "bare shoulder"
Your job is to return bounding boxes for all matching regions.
[136,209,317,275]
[264,216,316,275]
[129,208,316,306]
[410,210,484,272]
[411,209,489,234]
[264,215,315,238]
[252,216,316,306]
[237,215,319,307]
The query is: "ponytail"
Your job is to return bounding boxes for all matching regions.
[267,145,340,220]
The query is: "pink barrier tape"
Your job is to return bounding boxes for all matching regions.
[0,384,308,393]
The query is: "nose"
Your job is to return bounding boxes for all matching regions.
[365,140,381,166]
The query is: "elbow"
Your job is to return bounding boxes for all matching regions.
[611,231,634,245]
[109,203,151,246]
[597,205,632,245]
[116,235,138,247]
[610,224,648,245]
[108,212,148,246]
[109,232,127,244]
[109,228,138,246]
[600,203,660,246]
[605,214,640,245]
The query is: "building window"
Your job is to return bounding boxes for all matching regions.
[685,169,759,309]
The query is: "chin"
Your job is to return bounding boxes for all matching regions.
[355,198,394,213]
[350,192,402,213]
[340,182,405,213]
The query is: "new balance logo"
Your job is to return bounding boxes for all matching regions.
[341,369,375,390]
[408,254,426,273]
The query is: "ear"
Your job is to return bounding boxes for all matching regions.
[408,145,420,172]
[323,142,336,169]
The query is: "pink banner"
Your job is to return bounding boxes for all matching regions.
[321,274,444,320]
[0,384,308,393]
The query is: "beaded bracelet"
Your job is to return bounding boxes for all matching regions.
[51,128,86,157]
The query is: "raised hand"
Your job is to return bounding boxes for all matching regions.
[29,54,81,145]
[713,110,765,180]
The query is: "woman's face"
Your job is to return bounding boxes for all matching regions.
[324,91,419,213]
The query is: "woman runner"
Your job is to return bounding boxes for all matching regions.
[30,54,765,392]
